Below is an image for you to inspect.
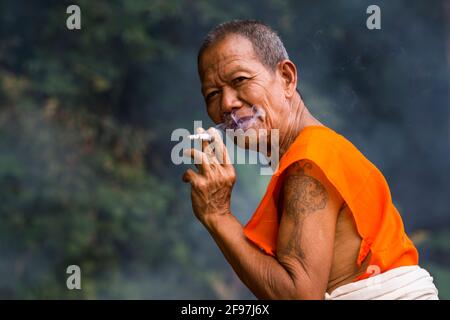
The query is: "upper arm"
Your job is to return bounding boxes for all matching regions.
[276,159,344,299]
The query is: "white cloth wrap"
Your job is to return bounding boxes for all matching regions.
[325,266,439,300]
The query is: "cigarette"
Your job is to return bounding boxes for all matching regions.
[188,133,213,141]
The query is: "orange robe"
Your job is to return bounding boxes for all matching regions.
[243,125,418,281]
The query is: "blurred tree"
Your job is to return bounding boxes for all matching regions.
[0,0,448,299]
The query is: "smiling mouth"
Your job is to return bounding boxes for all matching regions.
[218,106,265,131]
[236,115,254,125]
[225,115,257,130]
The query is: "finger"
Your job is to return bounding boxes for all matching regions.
[183,148,212,173]
[208,127,231,165]
[195,127,219,165]
[204,144,219,164]
[182,168,199,183]
[196,127,213,152]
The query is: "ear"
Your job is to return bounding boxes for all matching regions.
[277,59,298,98]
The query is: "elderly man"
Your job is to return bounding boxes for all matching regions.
[182,20,438,300]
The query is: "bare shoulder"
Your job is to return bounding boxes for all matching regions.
[282,159,343,215]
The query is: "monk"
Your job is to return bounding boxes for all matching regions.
[182,20,439,300]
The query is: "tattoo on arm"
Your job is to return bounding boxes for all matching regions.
[278,162,328,262]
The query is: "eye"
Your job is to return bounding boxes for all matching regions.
[205,90,220,101]
[232,76,248,85]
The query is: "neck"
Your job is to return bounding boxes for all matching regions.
[276,95,320,159]
[261,94,323,170]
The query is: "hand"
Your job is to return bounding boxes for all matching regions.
[182,127,236,225]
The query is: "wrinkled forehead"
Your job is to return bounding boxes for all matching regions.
[198,35,262,82]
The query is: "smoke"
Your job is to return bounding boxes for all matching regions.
[216,105,266,131]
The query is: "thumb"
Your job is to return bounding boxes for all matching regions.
[182,168,196,183]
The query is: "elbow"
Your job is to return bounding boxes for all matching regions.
[264,271,325,300]
[281,270,326,300]
[290,290,325,300]
[284,265,326,300]
[284,283,326,300]
[258,286,324,300]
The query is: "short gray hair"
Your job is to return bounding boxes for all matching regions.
[198,20,289,72]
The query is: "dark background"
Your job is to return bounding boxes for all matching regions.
[0,0,448,299]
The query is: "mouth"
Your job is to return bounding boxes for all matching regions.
[234,115,255,129]
[218,105,265,131]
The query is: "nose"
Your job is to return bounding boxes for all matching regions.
[220,86,243,114]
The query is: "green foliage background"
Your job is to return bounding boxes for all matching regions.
[0,0,448,299]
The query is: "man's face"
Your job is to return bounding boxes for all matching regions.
[198,34,292,146]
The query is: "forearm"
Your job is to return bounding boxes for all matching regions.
[202,212,307,299]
